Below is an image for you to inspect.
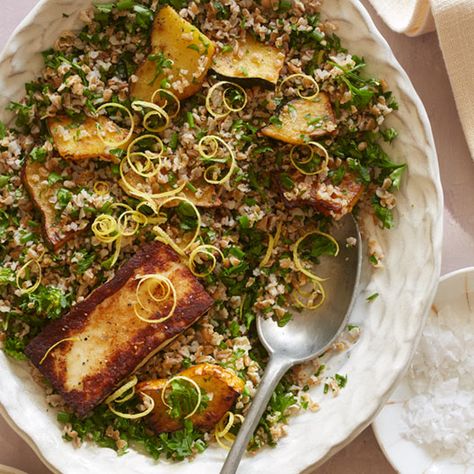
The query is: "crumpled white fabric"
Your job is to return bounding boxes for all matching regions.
[368,0,474,159]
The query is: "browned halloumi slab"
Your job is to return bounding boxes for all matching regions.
[25,242,213,417]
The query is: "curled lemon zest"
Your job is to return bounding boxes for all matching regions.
[188,244,224,277]
[292,230,339,282]
[105,377,139,405]
[155,196,201,253]
[117,211,143,237]
[39,337,80,365]
[92,214,120,244]
[205,81,247,119]
[96,102,135,148]
[16,257,42,294]
[198,135,237,185]
[131,100,170,133]
[290,141,329,176]
[260,222,283,268]
[93,181,110,196]
[108,392,155,419]
[151,89,181,119]
[161,375,202,419]
[278,73,320,100]
[126,134,164,178]
[293,278,326,310]
[133,274,177,324]
[119,158,187,202]
[215,411,244,449]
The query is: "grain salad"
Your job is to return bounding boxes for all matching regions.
[0,0,405,461]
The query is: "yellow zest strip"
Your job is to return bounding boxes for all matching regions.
[16,257,42,294]
[109,237,122,268]
[117,211,143,237]
[188,244,224,277]
[133,274,177,324]
[136,201,167,226]
[92,214,120,244]
[260,221,283,268]
[93,181,110,196]
[290,141,329,176]
[239,295,246,320]
[215,411,245,450]
[161,376,202,419]
[278,73,320,100]
[119,158,187,202]
[105,376,138,405]
[198,135,237,185]
[108,393,155,419]
[39,337,80,365]
[151,89,181,119]
[292,230,339,282]
[126,134,164,179]
[131,100,170,133]
[205,81,248,119]
[92,208,151,267]
[155,196,201,253]
[96,103,135,148]
[293,278,326,310]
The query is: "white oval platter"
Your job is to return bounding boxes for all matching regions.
[0,0,443,473]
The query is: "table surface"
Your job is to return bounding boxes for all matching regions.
[1,1,473,473]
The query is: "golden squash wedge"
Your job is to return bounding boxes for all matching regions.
[130,6,216,101]
[48,115,129,161]
[21,159,74,250]
[137,363,245,433]
[21,158,93,250]
[121,170,222,208]
[261,93,336,145]
[212,36,285,85]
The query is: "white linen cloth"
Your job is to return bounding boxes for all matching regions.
[367,0,474,159]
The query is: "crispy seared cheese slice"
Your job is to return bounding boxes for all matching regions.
[281,171,364,220]
[48,115,129,161]
[25,242,213,417]
[261,94,336,145]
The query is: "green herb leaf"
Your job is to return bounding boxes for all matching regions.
[366,292,379,302]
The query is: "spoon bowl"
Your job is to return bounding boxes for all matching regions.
[258,215,362,363]
[221,215,362,474]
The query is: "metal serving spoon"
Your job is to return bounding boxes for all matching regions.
[220,215,362,474]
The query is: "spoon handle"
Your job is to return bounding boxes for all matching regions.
[220,355,293,474]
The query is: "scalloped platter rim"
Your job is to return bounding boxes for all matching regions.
[0,1,443,473]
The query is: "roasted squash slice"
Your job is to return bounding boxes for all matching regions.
[280,170,364,220]
[21,158,85,250]
[48,115,129,161]
[138,363,244,433]
[130,6,216,101]
[212,36,285,85]
[261,93,336,145]
[121,170,222,208]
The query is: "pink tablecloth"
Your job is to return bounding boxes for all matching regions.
[0,1,473,473]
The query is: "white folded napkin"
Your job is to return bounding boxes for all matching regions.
[368,0,474,159]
